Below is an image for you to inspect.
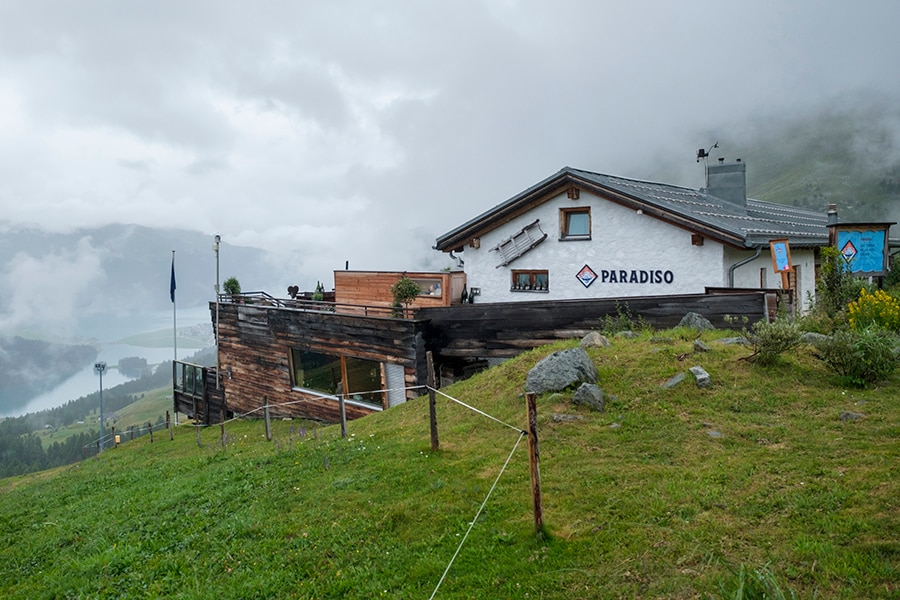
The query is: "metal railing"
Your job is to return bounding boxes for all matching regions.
[217,292,412,318]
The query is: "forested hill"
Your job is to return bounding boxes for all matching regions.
[0,336,98,408]
[0,346,215,478]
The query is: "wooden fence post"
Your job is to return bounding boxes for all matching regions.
[112,426,117,448]
[339,359,349,439]
[167,411,173,441]
[264,396,271,441]
[426,351,439,451]
[148,421,153,444]
[526,392,544,539]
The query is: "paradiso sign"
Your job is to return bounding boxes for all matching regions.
[577,264,674,288]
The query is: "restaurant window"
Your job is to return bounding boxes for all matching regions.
[289,348,384,408]
[411,278,442,297]
[560,207,591,240]
[511,270,549,292]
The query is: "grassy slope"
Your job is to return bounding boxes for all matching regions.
[1,331,898,599]
[35,386,180,447]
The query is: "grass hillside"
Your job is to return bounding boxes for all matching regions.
[1,330,898,599]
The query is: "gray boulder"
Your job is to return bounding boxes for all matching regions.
[689,365,711,388]
[662,372,686,389]
[693,339,711,353]
[679,312,715,331]
[572,383,605,411]
[801,332,831,345]
[839,411,865,422]
[580,331,611,348]
[526,347,598,394]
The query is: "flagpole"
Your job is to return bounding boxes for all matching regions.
[171,250,177,427]
[172,250,177,363]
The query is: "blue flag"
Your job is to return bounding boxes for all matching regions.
[170,256,176,303]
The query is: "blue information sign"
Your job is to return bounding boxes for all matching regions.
[836,229,888,275]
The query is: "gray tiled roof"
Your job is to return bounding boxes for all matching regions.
[568,168,830,247]
[435,166,832,252]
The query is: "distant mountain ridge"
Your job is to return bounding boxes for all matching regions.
[0,336,97,408]
[698,101,900,224]
[0,223,280,339]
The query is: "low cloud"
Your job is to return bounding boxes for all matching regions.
[0,237,105,335]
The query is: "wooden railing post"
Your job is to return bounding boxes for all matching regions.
[426,351,439,452]
[526,392,544,539]
[339,358,349,439]
[167,411,173,441]
[148,421,154,443]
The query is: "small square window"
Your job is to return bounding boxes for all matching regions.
[560,207,591,240]
[511,270,549,292]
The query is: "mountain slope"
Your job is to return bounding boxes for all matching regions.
[1,333,897,598]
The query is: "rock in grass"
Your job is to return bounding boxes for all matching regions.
[572,383,605,412]
[526,347,598,394]
[839,411,865,422]
[580,331,611,348]
[689,366,711,388]
[679,312,715,331]
[662,372,686,389]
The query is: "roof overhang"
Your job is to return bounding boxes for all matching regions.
[434,168,751,252]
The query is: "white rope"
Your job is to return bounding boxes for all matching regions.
[428,430,526,599]
[427,386,523,433]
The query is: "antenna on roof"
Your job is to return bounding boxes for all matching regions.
[696,141,719,188]
[696,141,719,163]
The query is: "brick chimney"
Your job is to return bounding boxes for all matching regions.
[706,158,747,207]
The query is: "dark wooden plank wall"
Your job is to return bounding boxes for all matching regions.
[418,292,769,358]
[215,303,428,422]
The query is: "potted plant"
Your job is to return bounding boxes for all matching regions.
[390,275,421,317]
[223,276,242,302]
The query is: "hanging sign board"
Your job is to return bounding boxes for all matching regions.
[833,224,892,276]
[769,239,792,274]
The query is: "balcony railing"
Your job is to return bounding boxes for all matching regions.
[217,292,415,318]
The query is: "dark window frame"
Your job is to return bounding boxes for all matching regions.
[511,269,549,292]
[289,348,385,409]
[559,207,591,240]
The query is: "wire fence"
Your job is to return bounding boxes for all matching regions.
[79,383,534,597]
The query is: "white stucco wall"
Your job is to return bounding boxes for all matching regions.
[725,246,817,312]
[455,189,821,309]
[461,190,726,302]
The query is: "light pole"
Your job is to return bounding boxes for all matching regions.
[214,234,221,389]
[94,361,107,451]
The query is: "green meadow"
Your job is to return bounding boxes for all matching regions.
[1,330,898,599]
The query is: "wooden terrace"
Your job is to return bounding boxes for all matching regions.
[191,287,776,425]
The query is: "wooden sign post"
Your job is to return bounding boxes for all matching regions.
[769,238,793,291]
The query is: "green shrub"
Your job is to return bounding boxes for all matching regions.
[813,327,899,386]
[884,256,900,291]
[599,301,648,334]
[815,246,866,318]
[746,317,802,365]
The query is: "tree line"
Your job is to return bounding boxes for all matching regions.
[0,347,215,478]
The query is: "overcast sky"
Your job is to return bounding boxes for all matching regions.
[2,0,899,292]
